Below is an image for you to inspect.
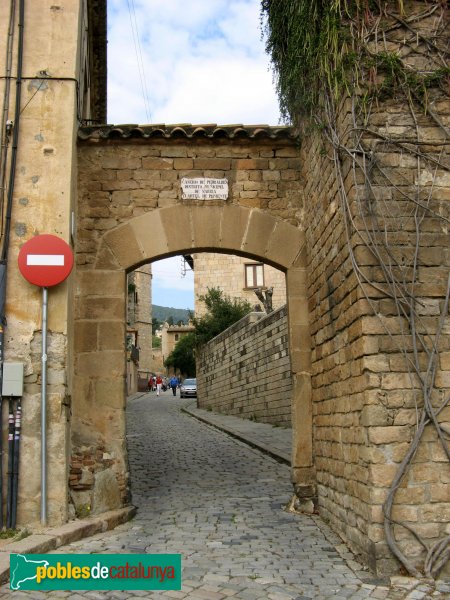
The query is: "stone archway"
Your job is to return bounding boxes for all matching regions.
[71,204,314,513]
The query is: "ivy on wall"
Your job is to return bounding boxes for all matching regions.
[261,0,449,121]
[262,0,449,579]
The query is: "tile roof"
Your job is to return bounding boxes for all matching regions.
[78,123,298,142]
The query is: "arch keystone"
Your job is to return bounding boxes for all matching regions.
[191,205,223,250]
[159,204,194,253]
[219,204,251,252]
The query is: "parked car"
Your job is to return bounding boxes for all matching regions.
[180,378,197,398]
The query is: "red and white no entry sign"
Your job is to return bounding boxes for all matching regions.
[18,234,74,287]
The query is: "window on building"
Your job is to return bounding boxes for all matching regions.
[245,263,264,288]
[175,334,179,341]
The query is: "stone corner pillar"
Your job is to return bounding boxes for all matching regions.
[286,262,317,511]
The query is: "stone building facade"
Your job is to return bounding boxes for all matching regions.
[0,0,106,525]
[161,322,195,375]
[192,253,286,316]
[126,265,152,393]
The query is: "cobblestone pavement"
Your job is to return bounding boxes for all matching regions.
[0,393,448,599]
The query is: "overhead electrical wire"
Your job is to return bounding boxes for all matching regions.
[126,0,153,123]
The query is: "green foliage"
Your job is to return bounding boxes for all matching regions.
[161,287,249,375]
[261,0,348,120]
[368,52,450,103]
[261,1,448,121]
[152,335,161,348]
[192,288,252,347]
[164,332,196,376]
[0,528,18,539]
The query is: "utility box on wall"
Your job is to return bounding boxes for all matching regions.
[2,362,24,397]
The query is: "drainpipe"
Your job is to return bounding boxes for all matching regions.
[0,0,25,529]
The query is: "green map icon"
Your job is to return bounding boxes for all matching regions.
[10,554,50,590]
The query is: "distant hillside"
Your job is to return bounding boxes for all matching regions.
[152,305,191,324]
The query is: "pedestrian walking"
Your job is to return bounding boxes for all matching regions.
[169,375,178,396]
[156,375,163,396]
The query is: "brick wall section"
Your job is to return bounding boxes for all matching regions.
[197,306,292,425]
[353,90,450,575]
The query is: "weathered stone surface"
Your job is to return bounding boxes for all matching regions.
[93,469,122,514]
[103,223,144,268]
[191,205,223,249]
[242,209,277,259]
[197,307,292,425]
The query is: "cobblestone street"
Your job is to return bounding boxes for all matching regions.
[0,393,448,599]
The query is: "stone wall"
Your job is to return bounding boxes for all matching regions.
[131,265,153,373]
[0,0,98,526]
[74,126,304,518]
[76,99,449,576]
[299,89,450,575]
[299,116,375,566]
[197,306,292,425]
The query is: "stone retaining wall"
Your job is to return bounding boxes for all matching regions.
[197,306,292,425]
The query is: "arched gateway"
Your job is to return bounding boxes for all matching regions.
[72,125,314,514]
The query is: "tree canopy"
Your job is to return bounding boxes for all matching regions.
[164,333,196,377]
[192,288,252,347]
[163,288,252,374]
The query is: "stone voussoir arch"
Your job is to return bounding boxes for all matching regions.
[72,203,315,512]
[96,204,304,271]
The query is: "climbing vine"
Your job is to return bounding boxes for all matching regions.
[261,0,449,121]
[262,0,449,579]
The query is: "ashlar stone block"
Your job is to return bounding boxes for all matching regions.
[241,209,276,260]
[160,204,193,253]
[102,223,145,269]
[219,204,250,252]
[129,210,169,260]
[191,205,223,250]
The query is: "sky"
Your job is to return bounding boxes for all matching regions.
[107,0,281,309]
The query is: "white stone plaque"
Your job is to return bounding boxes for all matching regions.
[181,177,228,200]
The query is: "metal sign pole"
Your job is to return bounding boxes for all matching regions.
[41,286,48,525]
[17,235,74,526]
